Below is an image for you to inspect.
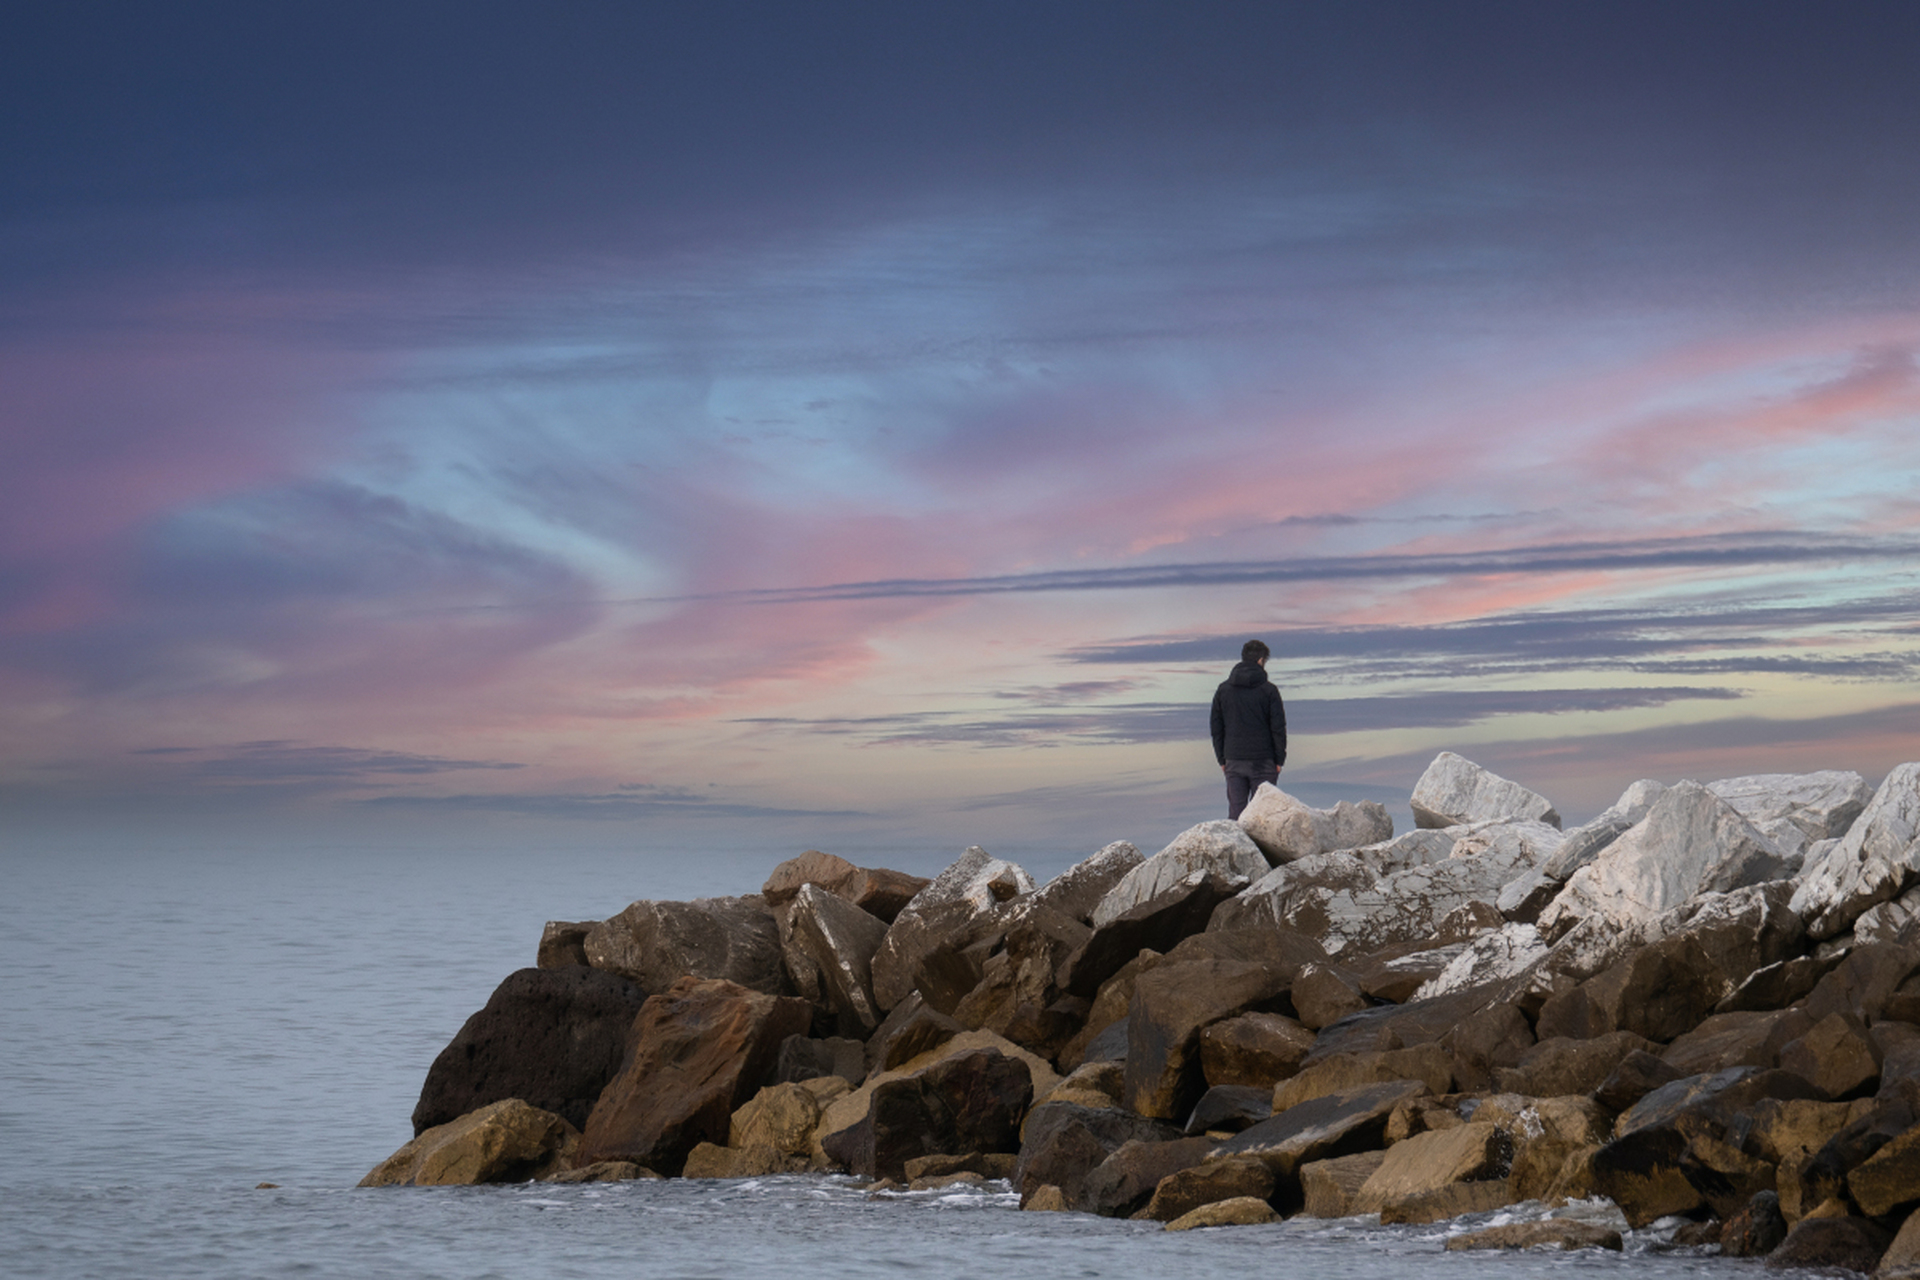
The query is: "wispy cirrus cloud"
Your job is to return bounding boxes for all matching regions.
[357,784,862,821]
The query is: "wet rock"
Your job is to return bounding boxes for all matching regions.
[1201,1011,1316,1090]
[1494,1030,1654,1098]
[1124,958,1293,1119]
[1791,762,1920,941]
[864,993,962,1077]
[1350,1122,1507,1215]
[1708,771,1871,861]
[1385,1095,1468,1143]
[1044,1059,1125,1106]
[681,1142,754,1178]
[1185,1085,1273,1136]
[543,1160,660,1183]
[1272,1045,1454,1112]
[1305,986,1509,1062]
[1013,1101,1183,1204]
[1076,1135,1216,1216]
[1164,1196,1280,1230]
[1721,1189,1789,1256]
[1059,872,1250,1000]
[1379,1179,1514,1223]
[1023,1184,1069,1211]
[1766,1214,1892,1271]
[536,921,592,969]
[1299,1149,1385,1217]
[1291,962,1369,1031]
[783,883,889,1035]
[1788,1098,1915,1221]
[1238,785,1393,865]
[1544,780,1669,881]
[411,966,648,1135]
[1682,1130,1781,1219]
[1537,933,1742,1044]
[361,1099,579,1187]
[1212,1079,1430,1186]
[1414,923,1548,1001]
[1446,1220,1624,1252]
[1411,751,1561,829]
[776,1033,865,1085]
[1142,1153,1275,1221]
[576,976,813,1174]
[728,1081,827,1172]
[1057,950,1163,1069]
[1091,823,1267,927]
[1848,1127,1920,1217]
[819,1047,1033,1180]
[903,1151,1016,1180]
[585,896,787,996]
[870,848,1033,1012]
[818,1028,1057,1168]
[1029,841,1143,924]
[1739,1097,1864,1167]
[1780,1012,1883,1099]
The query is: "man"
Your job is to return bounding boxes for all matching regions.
[1210,638,1287,820]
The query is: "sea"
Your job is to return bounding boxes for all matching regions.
[0,839,1785,1279]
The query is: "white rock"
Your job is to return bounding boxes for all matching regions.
[1792,763,1920,939]
[1412,922,1547,1000]
[1411,751,1561,830]
[1536,782,1789,940]
[1535,881,1797,984]
[1544,780,1668,881]
[1707,771,1872,859]
[898,845,1035,917]
[1029,840,1143,924]
[1855,887,1920,946]
[1223,829,1461,927]
[1237,785,1394,864]
[1090,821,1267,927]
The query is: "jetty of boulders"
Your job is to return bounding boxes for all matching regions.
[364,751,1920,1268]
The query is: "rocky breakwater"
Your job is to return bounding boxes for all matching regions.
[364,757,1920,1272]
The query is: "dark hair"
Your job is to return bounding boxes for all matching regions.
[1241,639,1270,663]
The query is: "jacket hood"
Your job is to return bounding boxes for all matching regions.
[1227,660,1268,688]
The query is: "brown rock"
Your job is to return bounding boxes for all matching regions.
[1384,1095,1468,1143]
[1057,871,1252,1000]
[1351,1122,1508,1215]
[1441,1001,1535,1092]
[537,921,592,969]
[1717,954,1839,1014]
[1272,1044,1454,1113]
[1790,1097,1917,1221]
[776,1033,865,1085]
[864,993,962,1077]
[1850,1127,1920,1217]
[1740,1097,1862,1166]
[1141,1154,1275,1221]
[1804,942,1920,1024]
[1164,1196,1281,1230]
[1076,1136,1216,1216]
[1445,1220,1623,1251]
[729,1082,824,1169]
[762,851,863,908]
[844,869,933,924]
[1379,1179,1514,1223]
[361,1099,579,1187]
[680,1142,754,1178]
[1765,1214,1892,1272]
[1305,986,1509,1062]
[1721,1189,1788,1256]
[1535,933,1732,1044]
[783,883,890,1035]
[1299,1149,1386,1217]
[1351,943,1467,1004]
[1683,1131,1781,1219]
[1540,1143,1604,1203]
[576,976,813,1174]
[1201,1012,1315,1089]
[1045,1059,1125,1104]
[819,1047,1033,1180]
[1879,1205,1920,1278]
[870,848,1031,1013]
[1023,1184,1069,1211]
[1780,1011,1884,1100]
[1291,963,1369,1031]
[952,901,1091,1057]
[1013,1101,1183,1204]
[543,1160,661,1183]
[584,896,787,996]
[1029,841,1145,925]
[908,1171,987,1191]
[1494,1031,1654,1098]
[1661,1008,1813,1077]
[1056,949,1164,1071]
[1184,1085,1272,1136]
[1593,1049,1685,1114]
[1123,959,1292,1119]
[1213,1079,1430,1187]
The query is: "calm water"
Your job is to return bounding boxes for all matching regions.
[0,842,1792,1279]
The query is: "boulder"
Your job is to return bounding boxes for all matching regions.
[1411,752,1560,829]
[1013,1101,1183,1204]
[584,896,787,995]
[1880,1207,1920,1278]
[903,1151,1016,1180]
[1849,1127,1920,1217]
[1210,830,1458,934]
[818,1028,1057,1167]
[1058,871,1252,999]
[1766,1215,1892,1272]
[1537,929,1759,1044]
[1237,785,1392,865]
[1857,889,1920,947]
[1023,1185,1069,1211]
[727,1081,827,1172]
[1788,1098,1916,1220]
[1350,1122,1507,1215]
[1091,823,1267,927]
[1124,959,1294,1119]
[1441,1001,1536,1092]
[863,993,962,1077]
[1538,782,1790,940]
[1164,1196,1281,1230]
[1721,1189,1790,1256]
[1379,1179,1514,1223]
[1718,955,1840,1014]
[1739,1097,1864,1167]
[819,1047,1032,1180]
[1272,1045,1454,1113]
[681,1142,754,1178]
[1142,1153,1275,1221]
[1201,1012,1316,1090]
[536,921,592,969]
[951,900,1091,1056]
[1660,1008,1813,1077]
[411,966,648,1135]
[1780,1012,1883,1099]
[361,1099,579,1187]
[1352,943,1471,1004]
[1299,1149,1386,1217]
[1791,762,1920,940]
[761,851,863,908]
[1594,1050,1687,1114]
[782,883,889,1035]
[1544,780,1668,881]
[1493,1031,1654,1099]
[1057,950,1164,1069]
[1290,963,1370,1031]
[543,1160,660,1183]
[1212,1079,1430,1185]
[870,847,1033,1011]
[1185,1085,1273,1136]
[1075,1135,1216,1216]
[776,1033,865,1085]
[1804,942,1920,1024]
[1706,770,1871,860]
[1413,923,1548,1002]
[575,976,813,1174]
[1445,1221,1623,1252]
[1029,841,1143,924]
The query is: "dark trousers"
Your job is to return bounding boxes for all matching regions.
[1224,759,1279,819]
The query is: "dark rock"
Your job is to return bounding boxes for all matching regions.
[576,976,812,1175]
[1058,871,1250,1000]
[783,883,890,1035]
[1680,1131,1780,1219]
[1076,1136,1216,1216]
[1716,954,1841,1014]
[864,992,962,1077]
[952,901,1091,1057]
[1012,1101,1183,1204]
[1803,942,1920,1024]
[1142,1153,1275,1221]
[1721,1189,1788,1257]
[1029,841,1144,925]
[1350,942,1468,1004]
[1272,1045,1454,1112]
[1765,1214,1892,1272]
[544,1160,660,1184]
[1212,1079,1429,1188]
[1124,959,1292,1119]
[1848,1125,1920,1217]
[775,1033,865,1085]
[1660,1009,1812,1077]
[1185,1085,1272,1136]
[1291,962,1369,1031]
[537,921,592,969]
[1440,1001,1534,1092]
[1779,1011,1884,1099]
[1082,1019,1130,1064]
[871,847,1033,1012]
[411,966,648,1135]
[1536,933,1734,1044]
[1305,986,1506,1063]
[1792,1097,1916,1219]
[1200,1012,1315,1089]
[1495,1030,1655,1098]
[1879,1206,1920,1278]
[818,1047,1033,1180]
[844,869,934,925]
[1056,950,1164,1070]
[584,896,787,996]
[1594,1049,1686,1114]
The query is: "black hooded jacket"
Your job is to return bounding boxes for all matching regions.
[1210,661,1287,766]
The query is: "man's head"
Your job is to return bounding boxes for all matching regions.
[1241,639,1270,665]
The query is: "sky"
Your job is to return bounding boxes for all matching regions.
[4,1,1920,864]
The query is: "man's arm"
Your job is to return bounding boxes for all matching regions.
[1210,689,1227,766]
[1270,687,1287,769]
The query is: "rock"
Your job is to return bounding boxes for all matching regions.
[361,1099,579,1187]
[1211,830,1458,934]
[537,921,592,969]
[952,900,1091,1056]
[1201,1012,1316,1089]
[864,993,963,1078]
[1494,1030,1654,1098]
[1291,963,1370,1031]
[585,896,787,995]
[1299,1150,1386,1217]
[1379,1179,1514,1223]
[819,1047,1033,1180]
[1446,1220,1624,1251]
[1683,1130,1781,1219]
[1719,955,1840,1014]
[1059,872,1251,1000]
[870,847,1033,1012]
[1385,1095,1469,1144]
[1544,780,1669,881]
[818,1028,1057,1167]
[411,966,648,1135]
[1012,1101,1183,1204]
[1660,1009,1813,1077]
[1352,943,1470,1004]
[1272,1045,1454,1113]
[783,883,890,1035]
[1411,752,1561,829]
[1849,1127,1920,1217]
[1045,1059,1125,1105]
[1142,1153,1275,1221]
[728,1081,826,1171]
[1721,1189,1790,1256]
[1029,841,1143,924]
[1792,762,1920,941]
[1880,1206,1920,1278]
[681,1142,754,1178]
[543,1160,661,1183]
[1857,890,1920,947]
[1805,943,1920,1024]
[1164,1196,1281,1230]
[1076,1136,1216,1216]
[1537,931,1750,1044]
[1539,783,1790,940]
[1212,1079,1430,1186]
[576,976,813,1174]
[908,1170,987,1191]
[1708,771,1871,860]
[1781,1012,1883,1099]
[1441,1001,1535,1093]
[1739,1097,1864,1167]
[1091,823,1268,927]
[1057,950,1164,1068]
[1124,959,1293,1119]
[902,1151,1014,1180]
[1350,1122,1507,1215]
[1238,785,1392,865]
[1766,1214,1892,1271]
[1185,1085,1273,1136]
[1789,1098,1916,1221]
[1413,923,1548,1002]
[1023,1184,1069,1211]
[762,851,863,908]
[776,1033,865,1085]
[1594,1050,1686,1113]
